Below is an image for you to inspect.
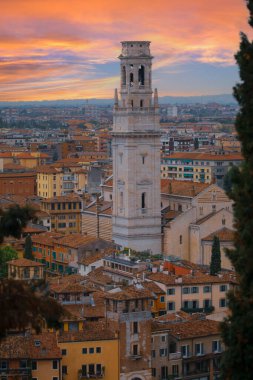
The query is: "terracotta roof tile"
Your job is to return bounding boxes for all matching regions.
[7,258,44,267]
[202,227,235,242]
[152,319,221,339]
[0,332,61,359]
[58,321,116,342]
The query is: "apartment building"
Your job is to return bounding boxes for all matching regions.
[147,270,237,316]
[32,232,113,274]
[161,152,242,187]
[105,284,154,380]
[41,194,83,234]
[7,258,44,281]
[0,333,61,380]
[151,315,223,380]
[37,165,87,198]
[58,321,119,380]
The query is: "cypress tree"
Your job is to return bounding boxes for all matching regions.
[210,235,221,275]
[24,234,33,260]
[221,1,253,378]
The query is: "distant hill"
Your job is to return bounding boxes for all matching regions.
[0,94,237,108]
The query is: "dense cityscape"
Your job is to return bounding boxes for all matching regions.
[2,0,253,378]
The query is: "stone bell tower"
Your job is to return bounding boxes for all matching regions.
[112,41,161,254]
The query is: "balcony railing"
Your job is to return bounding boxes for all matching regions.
[78,369,104,379]
[129,353,142,360]
[169,352,182,360]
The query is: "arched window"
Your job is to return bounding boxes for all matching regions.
[141,192,146,209]
[130,72,134,87]
[122,66,126,85]
[138,65,145,85]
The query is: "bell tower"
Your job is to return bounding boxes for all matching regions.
[112,41,161,254]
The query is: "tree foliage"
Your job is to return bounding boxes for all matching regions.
[24,234,33,260]
[0,205,36,243]
[221,1,253,378]
[210,236,221,276]
[0,279,65,338]
[0,205,65,337]
[0,246,18,278]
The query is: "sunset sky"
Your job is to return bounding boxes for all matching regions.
[0,0,252,101]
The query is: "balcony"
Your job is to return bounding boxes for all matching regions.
[78,369,104,379]
[129,353,142,360]
[169,352,182,360]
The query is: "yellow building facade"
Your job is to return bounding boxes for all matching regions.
[58,323,119,380]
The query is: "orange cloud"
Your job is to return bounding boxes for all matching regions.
[0,0,252,100]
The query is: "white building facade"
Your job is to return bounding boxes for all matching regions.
[112,41,161,254]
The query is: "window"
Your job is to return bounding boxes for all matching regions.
[133,321,138,334]
[204,285,211,293]
[203,299,212,308]
[141,192,146,209]
[167,288,175,295]
[96,347,101,353]
[53,377,58,380]
[130,72,134,86]
[219,298,227,307]
[212,204,216,212]
[172,364,179,375]
[169,341,177,353]
[212,340,222,353]
[31,361,37,370]
[138,65,145,85]
[122,66,126,85]
[120,192,123,209]
[167,302,175,311]
[82,348,87,354]
[140,100,144,108]
[195,342,204,356]
[191,286,199,293]
[89,347,94,354]
[220,284,227,292]
[133,344,138,356]
[52,360,58,369]
[151,350,156,358]
[62,365,68,374]
[160,348,167,357]
[82,365,87,376]
[183,287,190,294]
[20,360,27,368]
[142,155,145,164]
[151,368,156,377]
[181,344,190,358]
[161,366,168,378]
[161,335,166,342]
[160,296,165,302]
[0,361,7,369]
[179,235,182,244]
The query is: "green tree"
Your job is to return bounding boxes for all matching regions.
[210,236,221,276]
[24,234,33,260]
[221,1,253,378]
[0,205,65,337]
[0,246,18,278]
[0,279,65,337]
[0,205,36,243]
